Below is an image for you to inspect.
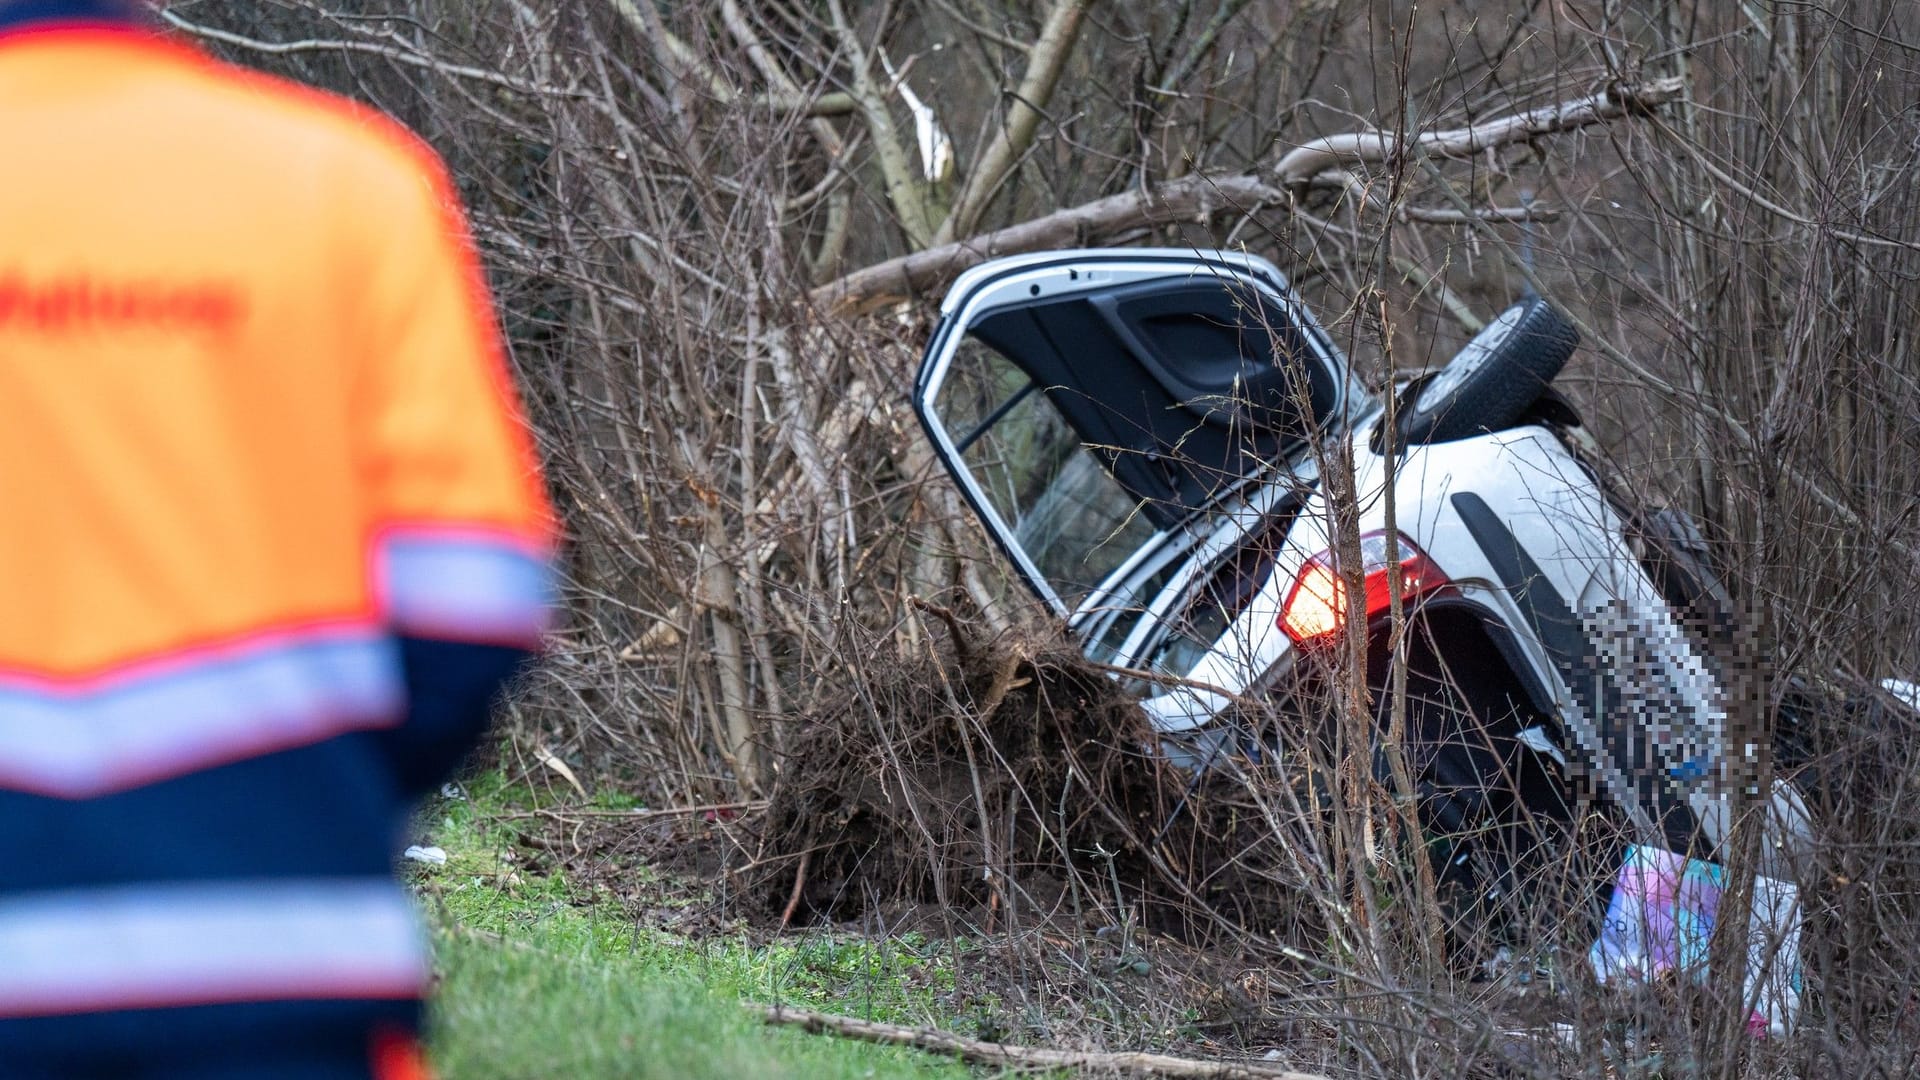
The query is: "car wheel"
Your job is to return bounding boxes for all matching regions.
[1395,296,1581,445]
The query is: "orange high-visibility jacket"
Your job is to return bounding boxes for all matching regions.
[0,9,553,1058]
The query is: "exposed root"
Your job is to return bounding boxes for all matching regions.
[748,623,1325,949]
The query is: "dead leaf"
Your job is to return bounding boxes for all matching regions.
[535,745,588,799]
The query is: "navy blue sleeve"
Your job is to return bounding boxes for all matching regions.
[382,637,534,798]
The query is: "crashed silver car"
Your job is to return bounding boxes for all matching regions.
[912,248,1813,937]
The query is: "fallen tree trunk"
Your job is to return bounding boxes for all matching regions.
[1269,76,1686,184]
[811,77,1686,317]
[811,173,1283,316]
[762,1005,1336,1080]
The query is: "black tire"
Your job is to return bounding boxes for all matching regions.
[1396,296,1580,445]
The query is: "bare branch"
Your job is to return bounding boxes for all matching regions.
[1641,111,1920,252]
[933,0,1093,244]
[159,10,587,101]
[1396,203,1556,223]
[1272,76,1688,185]
[602,0,857,117]
[715,0,853,137]
[814,172,1280,315]
[825,0,940,247]
[925,0,1034,56]
[1152,0,1257,93]
[1320,169,1559,224]
[1390,255,1485,335]
[763,1006,1335,1080]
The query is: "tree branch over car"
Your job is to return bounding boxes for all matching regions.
[814,76,1689,314]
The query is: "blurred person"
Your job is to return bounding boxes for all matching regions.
[0,1,554,1076]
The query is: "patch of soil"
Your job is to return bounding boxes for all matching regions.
[504,809,748,938]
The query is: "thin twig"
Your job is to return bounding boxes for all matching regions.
[778,849,811,929]
[159,11,587,101]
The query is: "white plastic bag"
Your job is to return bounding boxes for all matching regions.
[1590,844,1802,1037]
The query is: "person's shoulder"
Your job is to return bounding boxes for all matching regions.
[178,47,453,195]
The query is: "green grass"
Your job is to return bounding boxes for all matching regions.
[429,927,973,1080]
[416,772,979,1080]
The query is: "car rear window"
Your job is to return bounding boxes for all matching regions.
[937,335,1157,607]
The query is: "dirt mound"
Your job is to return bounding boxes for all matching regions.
[750,624,1321,945]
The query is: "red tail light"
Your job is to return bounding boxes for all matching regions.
[1279,532,1449,645]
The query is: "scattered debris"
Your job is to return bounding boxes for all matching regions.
[1591,844,1802,1036]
